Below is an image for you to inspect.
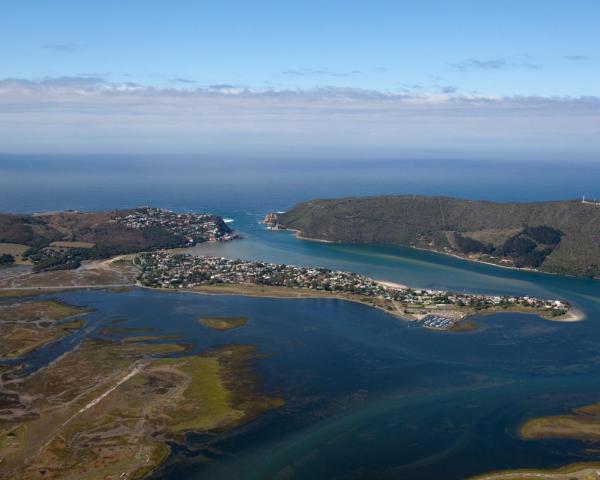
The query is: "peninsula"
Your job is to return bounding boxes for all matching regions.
[136,252,575,327]
[264,195,600,278]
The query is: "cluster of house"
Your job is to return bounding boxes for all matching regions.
[115,207,237,245]
[137,252,385,294]
[135,252,569,317]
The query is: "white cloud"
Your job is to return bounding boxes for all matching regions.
[0,77,598,155]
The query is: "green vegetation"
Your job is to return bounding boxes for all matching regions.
[454,234,493,255]
[449,320,479,332]
[199,316,249,331]
[471,462,600,480]
[0,300,91,359]
[0,253,15,265]
[524,225,563,245]
[521,401,600,441]
[0,339,283,479]
[278,196,600,277]
[161,356,244,432]
[0,319,85,360]
[0,243,29,265]
[498,226,562,268]
[0,299,90,323]
[471,401,600,479]
[0,207,233,272]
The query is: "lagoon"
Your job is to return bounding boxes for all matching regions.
[3,155,600,478]
[18,283,599,480]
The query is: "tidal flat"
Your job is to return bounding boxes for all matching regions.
[0,335,282,480]
[471,462,600,480]
[0,300,90,360]
[521,402,600,441]
[1,275,600,480]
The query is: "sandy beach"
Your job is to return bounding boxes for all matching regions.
[547,307,586,322]
[375,280,409,290]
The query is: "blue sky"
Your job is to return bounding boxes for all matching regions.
[2,0,598,95]
[0,0,599,156]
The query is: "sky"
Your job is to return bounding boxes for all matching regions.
[0,0,599,157]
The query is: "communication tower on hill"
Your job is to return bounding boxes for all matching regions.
[582,195,600,205]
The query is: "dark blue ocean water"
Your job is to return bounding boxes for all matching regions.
[2,155,600,478]
[2,155,600,213]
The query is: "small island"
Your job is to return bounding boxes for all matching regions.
[199,316,249,331]
[470,400,600,479]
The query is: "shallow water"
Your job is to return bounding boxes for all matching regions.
[2,156,600,477]
[6,261,599,480]
[2,214,599,479]
[187,211,600,309]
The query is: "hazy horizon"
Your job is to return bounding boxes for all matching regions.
[1,1,599,158]
[2,155,599,214]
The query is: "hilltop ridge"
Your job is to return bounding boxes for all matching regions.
[267,195,600,278]
[0,207,236,272]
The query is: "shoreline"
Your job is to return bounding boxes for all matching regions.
[137,281,580,326]
[470,462,600,480]
[139,282,416,322]
[280,227,597,281]
[545,307,585,322]
[0,255,584,325]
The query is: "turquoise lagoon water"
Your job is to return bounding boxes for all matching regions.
[3,156,600,478]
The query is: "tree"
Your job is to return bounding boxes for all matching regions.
[0,254,15,265]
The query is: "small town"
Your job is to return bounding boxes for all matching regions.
[136,252,570,329]
[114,207,238,245]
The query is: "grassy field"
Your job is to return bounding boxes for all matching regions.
[0,243,29,256]
[0,243,30,264]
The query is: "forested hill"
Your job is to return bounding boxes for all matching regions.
[275,196,600,278]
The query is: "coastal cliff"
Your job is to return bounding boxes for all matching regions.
[270,196,600,278]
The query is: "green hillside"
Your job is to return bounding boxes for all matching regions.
[0,208,232,272]
[277,196,600,278]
